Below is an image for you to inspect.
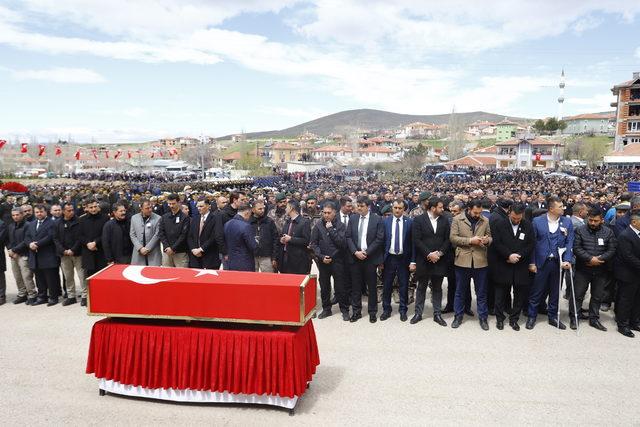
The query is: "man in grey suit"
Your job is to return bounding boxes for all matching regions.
[130,199,162,266]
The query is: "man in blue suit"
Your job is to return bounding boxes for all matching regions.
[380,199,415,322]
[24,204,61,306]
[223,204,256,272]
[526,196,574,330]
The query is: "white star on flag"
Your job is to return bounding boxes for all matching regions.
[195,269,219,277]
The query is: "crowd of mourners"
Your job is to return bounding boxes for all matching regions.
[1,167,640,337]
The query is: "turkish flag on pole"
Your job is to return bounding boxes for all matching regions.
[75,149,81,160]
[21,143,28,153]
[38,144,46,156]
[151,152,155,158]
[127,151,132,159]
[92,149,98,159]
[105,150,110,159]
[0,139,6,149]
[55,146,62,156]
[114,149,122,159]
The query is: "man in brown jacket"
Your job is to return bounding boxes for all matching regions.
[450,199,492,330]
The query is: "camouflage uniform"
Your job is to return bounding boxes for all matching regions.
[408,206,424,218]
[267,209,288,235]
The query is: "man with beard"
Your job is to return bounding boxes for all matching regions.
[25,204,60,306]
[158,193,190,268]
[250,200,279,273]
[78,198,109,307]
[279,200,311,275]
[53,203,84,306]
[102,202,133,265]
[267,193,288,235]
[221,191,248,225]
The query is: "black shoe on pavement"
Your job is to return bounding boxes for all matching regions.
[380,311,391,321]
[618,327,635,338]
[341,311,350,321]
[510,321,520,331]
[451,316,463,329]
[32,298,47,306]
[548,319,566,330]
[570,318,577,330]
[81,298,87,307]
[318,309,332,319]
[47,298,59,307]
[433,314,447,327]
[410,314,422,324]
[349,313,362,323]
[13,295,28,304]
[26,297,37,306]
[480,319,489,331]
[496,319,504,330]
[62,297,77,307]
[589,320,607,331]
[526,317,536,330]
[369,314,377,323]
[400,313,408,322]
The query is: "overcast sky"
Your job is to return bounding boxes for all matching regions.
[1,0,639,143]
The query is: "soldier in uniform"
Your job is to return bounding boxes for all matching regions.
[267,193,288,235]
[303,194,323,264]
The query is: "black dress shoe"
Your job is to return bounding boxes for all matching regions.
[464,309,475,317]
[369,314,377,323]
[618,326,635,338]
[380,311,391,321]
[441,306,454,314]
[496,320,504,330]
[451,316,463,329]
[548,319,566,330]
[81,298,87,307]
[341,311,350,321]
[526,317,536,330]
[47,298,59,307]
[400,313,408,322]
[589,320,607,331]
[32,298,47,306]
[349,313,362,323]
[509,321,520,331]
[479,319,489,331]
[318,309,332,319]
[13,295,28,304]
[26,297,37,306]
[410,314,422,324]
[433,314,447,327]
[62,297,77,307]
[570,318,577,330]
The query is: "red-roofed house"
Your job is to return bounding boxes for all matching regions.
[495,137,563,169]
[445,155,496,169]
[563,113,615,135]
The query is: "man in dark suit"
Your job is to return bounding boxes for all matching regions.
[223,205,257,272]
[279,200,311,275]
[614,211,640,338]
[410,196,450,326]
[78,198,109,307]
[487,198,512,315]
[490,203,535,331]
[25,204,61,306]
[346,196,385,323]
[102,202,133,265]
[310,202,347,320]
[188,198,223,269]
[380,199,415,322]
[0,217,6,305]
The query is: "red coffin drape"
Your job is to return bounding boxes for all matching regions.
[86,319,320,398]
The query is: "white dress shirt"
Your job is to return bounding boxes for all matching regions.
[547,214,560,233]
[341,212,350,227]
[427,212,438,234]
[511,221,519,236]
[359,213,369,252]
[389,216,404,255]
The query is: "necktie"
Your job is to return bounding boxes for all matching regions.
[36,220,41,231]
[343,214,348,226]
[284,220,294,252]
[394,218,400,254]
[199,216,205,236]
[358,216,365,249]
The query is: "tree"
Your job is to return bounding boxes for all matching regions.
[533,119,546,133]
[545,117,559,132]
[558,120,567,132]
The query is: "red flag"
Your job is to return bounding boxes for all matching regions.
[169,148,178,156]
[114,149,122,159]
[151,152,155,158]
[21,143,28,153]
[92,149,98,159]
[127,151,132,159]
[0,139,6,149]
[105,150,110,159]
[55,146,62,156]
[158,151,164,157]
[75,149,81,160]
[38,144,46,156]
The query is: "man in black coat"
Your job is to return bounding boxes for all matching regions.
[158,193,190,268]
[6,207,36,304]
[250,200,279,272]
[0,217,6,305]
[53,203,84,306]
[278,200,311,275]
[614,211,640,338]
[102,202,133,265]
[188,198,223,269]
[25,204,60,306]
[490,203,534,331]
[571,206,617,331]
[411,196,451,326]
[310,202,347,320]
[345,195,385,323]
[487,198,512,315]
[79,198,109,306]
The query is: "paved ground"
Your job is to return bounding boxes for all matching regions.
[1,255,639,426]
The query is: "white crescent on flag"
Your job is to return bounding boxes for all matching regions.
[122,265,179,285]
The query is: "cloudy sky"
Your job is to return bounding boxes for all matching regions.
[1,0,639,143]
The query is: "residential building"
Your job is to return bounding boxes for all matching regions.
[603,143,640,168]
[495,136,563,169]
[402,122,444,139]
[562,113,615,135]
[445,155,496,169]
[495,118,518,142]
[270,142,312,163]
[611,71,640,150]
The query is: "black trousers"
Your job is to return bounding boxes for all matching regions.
[35,268,61,300]
[495,281,528,323]
[317,259,346,312]
[446,263,471,310]
[616,280,640,328]
[351,260,378,315]
[569,269,606,320]
[414,274,444,317]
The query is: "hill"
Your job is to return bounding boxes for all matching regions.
[218,108,530,140]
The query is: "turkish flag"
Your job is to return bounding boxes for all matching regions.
[75,149,81,160]
[21,143,28,153]
[105,150,110,159]
[0,139,6,149]
[38,144,46,156]
[127,151,132,159]
[159,151,164,157]
[114,149,122,159]
[55,146,62,156]
[535,152,541,161]
[92,149,98,159]
[170,148,178,156]
[151,152,155,158]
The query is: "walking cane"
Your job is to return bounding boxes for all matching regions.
[557,248,566,330]
[566,262,579,334]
